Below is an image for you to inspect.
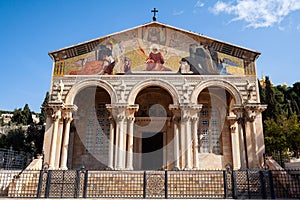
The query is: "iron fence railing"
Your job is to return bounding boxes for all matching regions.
[0,169,299,199]
[0,148,33,170]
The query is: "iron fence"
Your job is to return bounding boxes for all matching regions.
[0,148,33,170]
[0,169,299,199]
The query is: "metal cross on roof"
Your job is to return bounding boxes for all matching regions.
[151,8,158,21]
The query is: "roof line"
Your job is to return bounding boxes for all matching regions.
[49,21,260,57]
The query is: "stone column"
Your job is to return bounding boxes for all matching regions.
[245,116,255,168]
[107,117,115,169]
[233,106,247,168]
[185,115,192,169]
[126,116,135,170]
[125,105,138,170]
[59,111,73,169]
[54,119,64,168]
[42,108,54,166]
[179,107,193,170]
[244,104,267,168]
[49,109,62,169]
[179,116,186,169]
[227,115,241,170]
[169,106,181,170]
[173,116,180,170]
[116,114,126,169]
[114,121,119,169]
[191,116,199,169]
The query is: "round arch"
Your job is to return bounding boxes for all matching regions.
[190,79,243,105]
[65,78,117,105]
[128,79,180,105]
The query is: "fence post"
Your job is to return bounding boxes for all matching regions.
[143,171,147,198]
[75,170,80,198]
[36,170,44,198]
[44,170,51,198]
[231,170,237,199]
[259,170,267,199]
[82,170,88,198]
[268,170,276,199]
[165,170,168,199]
[246,169,251,199]
[223,170,228,198]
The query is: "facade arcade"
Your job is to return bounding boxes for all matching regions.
[43,21,266,170]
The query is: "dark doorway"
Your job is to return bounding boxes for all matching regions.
[142,132,163,170]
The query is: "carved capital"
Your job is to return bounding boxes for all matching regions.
[244,104,266,122]
[52,110,62,121]
[181,115,191,122]
[191,117,199,122]
[116,114,125,122]
[230,124,237,132]
[227,114,237,125]
[63,111,73,123]
[126,104,139,117]
[127,116,135,122]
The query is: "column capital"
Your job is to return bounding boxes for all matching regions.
[228,118,237,132]
[230,125,237,132]
[227,114,237,125]
[127,116,135,122]
[181,109,191,122]
[126,104,139,117]
[191,116,199,122]
[244,103,267,113]
[232,104,244,115]
[52,109,62,121]
[116,114,126,122]
[106,104,139,118]
[244,103,267,122]
[179,103,202,111]
[63,111,73,123]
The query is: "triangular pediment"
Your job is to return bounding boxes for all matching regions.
[50,21,260,76]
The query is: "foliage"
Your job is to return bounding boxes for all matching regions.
[0,125,44,155]
[0,117,4,126]
[0,94,48,155]
[2,128,27,152]
[260,77,300,158]
[39,92,49,125]
[26,125,45,154]
[264,113,300,155]
[11,104,33,125]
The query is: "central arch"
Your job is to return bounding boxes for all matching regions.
[128,79,180,106]
[132,85,174,170]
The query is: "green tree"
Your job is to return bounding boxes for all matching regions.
[39,92,49,125]
[26,125,45,154]
[5,128,27,152]
[262,76,280,120]
[23,104,33,125]
[286,113,300,157]
[0,117,4,126]
[0,134,7,148]
[11,108,26,125]
[264,112,300,157]
[11,104,33,125]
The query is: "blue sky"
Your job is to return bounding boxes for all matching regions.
[0,0,300,112]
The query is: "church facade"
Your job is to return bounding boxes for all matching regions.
[43,21,266,171]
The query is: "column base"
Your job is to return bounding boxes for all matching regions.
[59,166,68,170]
